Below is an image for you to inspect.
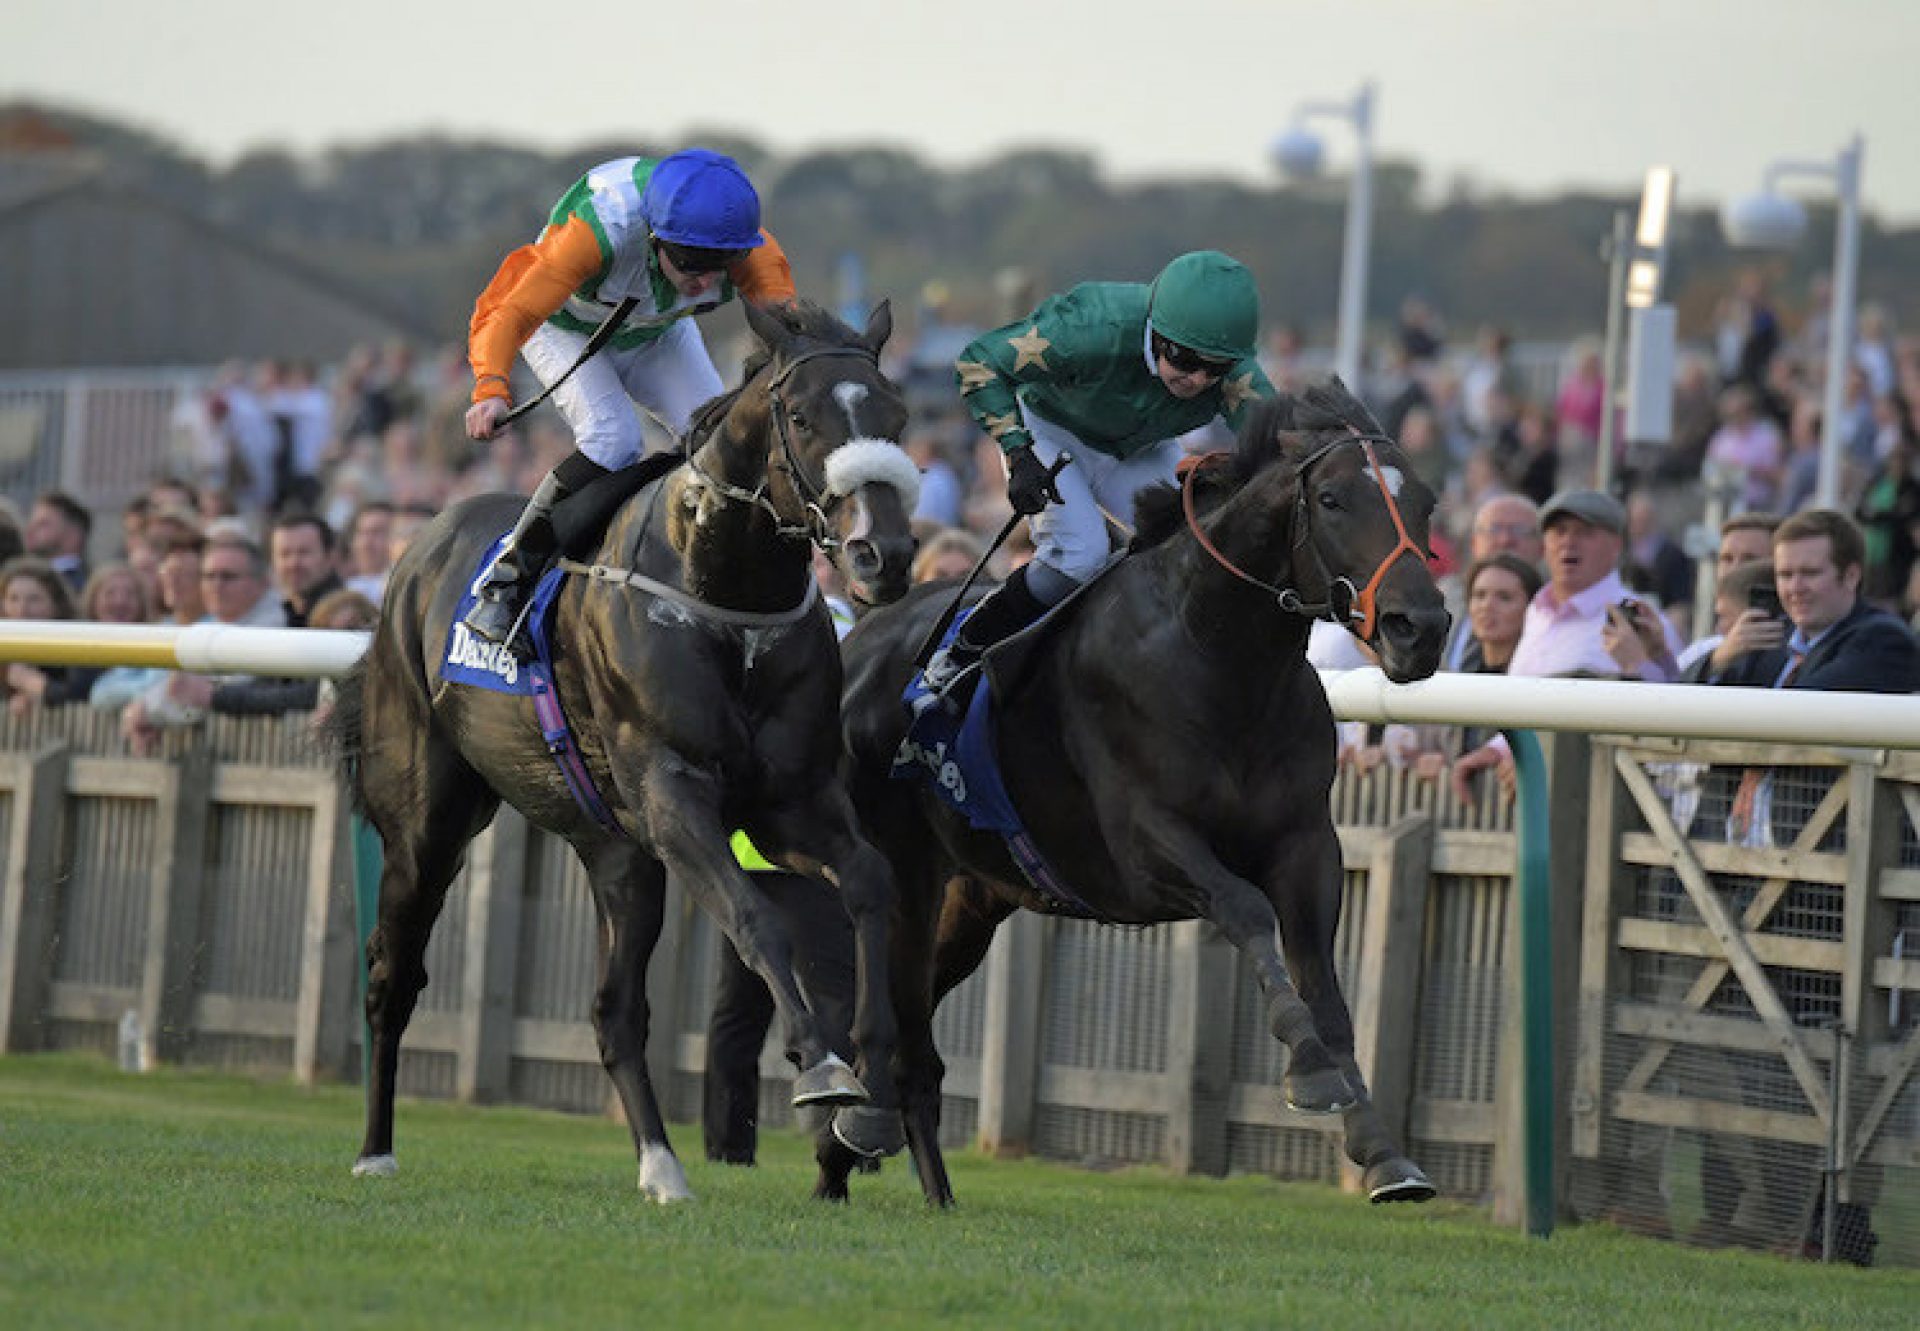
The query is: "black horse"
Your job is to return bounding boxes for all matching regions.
[331,299,921,1202]
[841,382,1450,1206]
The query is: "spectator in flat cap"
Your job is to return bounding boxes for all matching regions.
[1450,487,1682,802]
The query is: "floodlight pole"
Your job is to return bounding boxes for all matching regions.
[1746,137,1863,508]
[1596,210,1632,496]
[1290,83,1376,389]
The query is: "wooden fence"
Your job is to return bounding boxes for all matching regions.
[2,707,1914,1261]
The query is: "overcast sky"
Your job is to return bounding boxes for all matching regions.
[9,0,1916,222]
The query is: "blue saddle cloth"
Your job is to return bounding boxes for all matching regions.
[438,537,621,834]
[437,537,569,695]
[892,610,1100,919]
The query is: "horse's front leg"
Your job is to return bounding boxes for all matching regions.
[1263,829,1435,1203]
[579,838,691,1204]
[1128,812,1356,1114]
[755,792,906,1162]
[639,767,862,1109]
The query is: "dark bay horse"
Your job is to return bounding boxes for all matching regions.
[331,299,920,1202]
[841,382,1450,1206]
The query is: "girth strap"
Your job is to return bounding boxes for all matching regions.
[556,557,820,628]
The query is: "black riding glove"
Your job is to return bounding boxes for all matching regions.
[1006,446,1060,516]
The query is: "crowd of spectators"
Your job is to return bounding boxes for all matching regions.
[3,266,1918,781]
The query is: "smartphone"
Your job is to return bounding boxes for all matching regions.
[1748,584,1783,619]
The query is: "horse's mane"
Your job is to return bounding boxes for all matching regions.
[684,299,863,449]
[1128,377,1386,551]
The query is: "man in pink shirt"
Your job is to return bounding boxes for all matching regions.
[1452,488,1681,800]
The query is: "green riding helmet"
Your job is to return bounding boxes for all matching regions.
[1147,250,1260,362]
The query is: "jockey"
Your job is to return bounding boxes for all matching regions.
[462,149,797,645]
[922,250,1277,690]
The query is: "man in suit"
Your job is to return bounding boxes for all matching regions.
[1709,508,1920,693]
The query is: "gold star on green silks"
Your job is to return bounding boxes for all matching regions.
[1220,371,1257,414]
[1008,325,1052,372]
[982,412,1021,439]
[955,359,997,394]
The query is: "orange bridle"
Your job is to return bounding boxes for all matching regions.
[1179,434,1427,641]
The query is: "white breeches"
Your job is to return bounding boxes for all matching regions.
[521,317,725,469]
[1018,402,1184,595]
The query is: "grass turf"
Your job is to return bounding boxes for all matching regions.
[2,1055,1913,1329]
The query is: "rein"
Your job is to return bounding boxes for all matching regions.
[682,343,885,552]
[1180,432,1427,638]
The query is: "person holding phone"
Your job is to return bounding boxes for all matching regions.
[1709,509,1920,692]
[1665,560,1784,683]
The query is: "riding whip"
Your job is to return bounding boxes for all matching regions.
[912,451,1071,669]
[497,296,641,428]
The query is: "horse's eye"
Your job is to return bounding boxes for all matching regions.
[1317,491,1342,511]
[789,413,810,432]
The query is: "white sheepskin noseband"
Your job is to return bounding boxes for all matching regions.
[823,438,921,511]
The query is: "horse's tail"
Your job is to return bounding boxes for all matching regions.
[318,652,371,816]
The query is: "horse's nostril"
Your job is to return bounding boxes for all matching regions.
[846,539,882,577]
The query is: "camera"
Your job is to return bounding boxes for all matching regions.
[1748,584,1784,619]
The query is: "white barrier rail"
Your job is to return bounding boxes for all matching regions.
[1320,667,1920,750]
[0,622,371,679]
[1,622,1917,750]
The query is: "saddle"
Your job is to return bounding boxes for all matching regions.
[435,448,688,835]
[892,555,1126,920]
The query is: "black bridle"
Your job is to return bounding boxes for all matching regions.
[686,343,887,553]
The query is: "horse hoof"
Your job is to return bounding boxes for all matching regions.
[1365,1157,1436,1204]
[351,1154,397,1178]
[792,1053,868,1108]
[638,1145,694,1204]
[1284,1067,1359,1115]
[832,1106,906,1160]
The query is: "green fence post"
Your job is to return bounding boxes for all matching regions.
[350,815,382,1087]
[1503,727,1554,1239]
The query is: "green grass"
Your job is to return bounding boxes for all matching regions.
[2,1056,1913,1330]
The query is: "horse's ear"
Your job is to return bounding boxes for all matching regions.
[743,298,791,353]
[862,299,894,354]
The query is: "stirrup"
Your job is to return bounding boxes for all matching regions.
[462,589,529,647]
[921,644,979,695]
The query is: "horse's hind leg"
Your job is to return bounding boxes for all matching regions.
[582,841,690,1204]
[354,744,498,1176]
[1268,838,1435,1204]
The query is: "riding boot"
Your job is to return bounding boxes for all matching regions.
[922,564,1052,693]
[463,451,610,646]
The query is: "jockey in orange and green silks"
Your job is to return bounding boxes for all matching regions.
[922,250,1278,693]
[460,150,797,649]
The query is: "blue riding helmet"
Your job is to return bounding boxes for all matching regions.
[641,149,766,251]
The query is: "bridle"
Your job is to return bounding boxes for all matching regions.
[685,344,888,554]
[1181,431,1429,640]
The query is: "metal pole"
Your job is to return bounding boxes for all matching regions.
[1596,210,1631,495]
[1815,136,1863,509]
[1503,727,1555,1238]
[1332,83,1375,391]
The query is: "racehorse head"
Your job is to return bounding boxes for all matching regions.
[733,299,919,605]
[1145,378,1449,683]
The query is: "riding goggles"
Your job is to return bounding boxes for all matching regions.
[1151,331,1236,379]
[657,238,751,276]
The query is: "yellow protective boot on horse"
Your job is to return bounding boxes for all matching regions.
[463,452,610,648]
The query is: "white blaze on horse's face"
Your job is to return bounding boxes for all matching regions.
[1364,460,1406,499]
[832,381,870,435]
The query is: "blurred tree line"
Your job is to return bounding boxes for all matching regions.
[10,101,1920,349]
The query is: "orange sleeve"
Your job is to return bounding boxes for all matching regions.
[731,228,797,306]
[467,215,608,402]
